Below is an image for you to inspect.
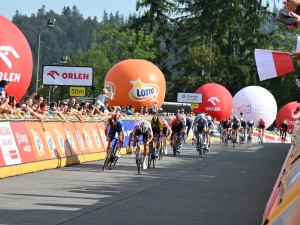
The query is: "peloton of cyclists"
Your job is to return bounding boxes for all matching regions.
[150,116,164,157]
[104,114,124,157]
[128,120,153,169]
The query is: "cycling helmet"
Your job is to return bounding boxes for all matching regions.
[225,119,230,123]
[206,116,212,121]
[283,120,287,125]
[151,116,159,124]
[176,115,182,122]
[111,114,120,122]
[240,118,244,121]
[139,122,147,133]
[248,119,254,124]
[199,114,205,119]
[233,115,238,120]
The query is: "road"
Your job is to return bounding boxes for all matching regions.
[0,140,288,225]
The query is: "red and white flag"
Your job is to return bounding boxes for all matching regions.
[296,34,300,66]
[254,49,294,81]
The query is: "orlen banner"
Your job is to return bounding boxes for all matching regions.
[233,86,277,129]
[104,59,166,109]
[276,101,299,129]
[0,16,33,101]
[42,65,93,86]
[192,83,233,121]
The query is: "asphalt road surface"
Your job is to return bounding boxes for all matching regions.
[0,140,288,225]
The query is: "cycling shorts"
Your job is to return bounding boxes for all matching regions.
[134,130,150,142]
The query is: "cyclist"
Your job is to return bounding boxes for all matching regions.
[185,114,194,141]
[240,118,247,141]
[278,120,288,140]
[246,119,254,137]
[169,115,185,153]
[150,116,164,157]
[128,120,153,169]
[195,114,208,152]
[231,115,241,142]
[257,118,266,142]
[104,114,124,157]
[205,115,214,149]
[177,110,187,144]
[159,116,172,154]
[221,119,232,140]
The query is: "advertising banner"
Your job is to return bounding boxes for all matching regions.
[24,122,51,161]
[74,123,99,153]
[44,123,72,158]
[95,122,108,150]
[0,121,22,165]
[63,122,85,155]
[10,121,36,163]
[177,92,203,103]
[73,123,94,153]
[89,123,105,152]
[42,65,93,86]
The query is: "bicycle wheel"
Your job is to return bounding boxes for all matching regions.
[158,139,163,160]
[172,137,177,156]
[102,149,113,171]
[110,148,119,170]
[199,137,203,156]
[232,133,236,148]
[136,147,142,174]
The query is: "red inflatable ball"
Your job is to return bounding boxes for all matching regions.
[276,101,299,130]
[104,59,166,110]
[193,83,233,121]
[0,16,33,101]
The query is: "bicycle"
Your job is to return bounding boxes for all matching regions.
[102,138,121,171]
[129,139,145,175]
[221,130,228,147]
[247,127,253,144]
[148,135,162,168]
[280,128,287,141]
[196,133,207,156]
[171,132,181,156]
[239,128,245,144]
[257,128,263,144]
[181,130,187,144]
[231,129,237,148]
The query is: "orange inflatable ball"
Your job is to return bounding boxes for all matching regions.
[104,59,166,110]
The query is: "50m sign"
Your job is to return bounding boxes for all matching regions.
[69,87,85,97]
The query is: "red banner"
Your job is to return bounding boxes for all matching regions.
[10,122,36,163]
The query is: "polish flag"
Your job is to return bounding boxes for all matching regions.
[296,34,300,66]
[254,49,294,81]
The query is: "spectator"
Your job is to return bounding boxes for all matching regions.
[32,94,44,112]
[68,97,77,108]
[0,80,10,98]
[151,100,159,114]
[125,105,135,115]
[48,102,69,122]
[97,88,113,110]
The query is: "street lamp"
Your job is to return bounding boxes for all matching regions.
[35,18,56,91]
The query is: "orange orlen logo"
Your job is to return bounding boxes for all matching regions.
[129,78,159,102]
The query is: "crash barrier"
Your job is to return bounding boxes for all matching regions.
[0,113,196,179]
[262,120,300,224]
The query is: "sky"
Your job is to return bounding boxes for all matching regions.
[0,0,138,20]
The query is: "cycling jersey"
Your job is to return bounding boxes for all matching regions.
[132,120,153,135]
[196,119,207,134]
[232,119,240,129]
[279,123,288,131]
[247,121,254,128]
[150,120,163,131]
[241,120,247,128]
[105,118,124,140]
[257,121,265,129]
